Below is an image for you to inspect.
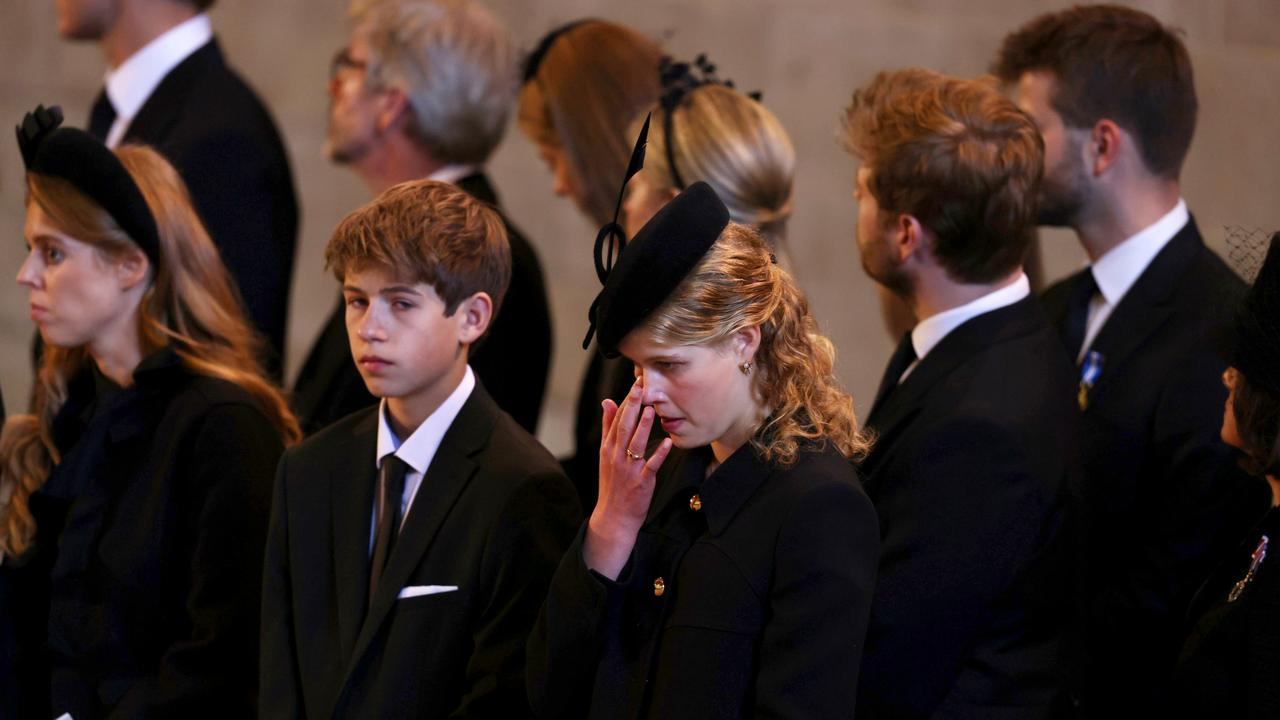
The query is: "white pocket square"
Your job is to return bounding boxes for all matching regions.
[397,584,459,599]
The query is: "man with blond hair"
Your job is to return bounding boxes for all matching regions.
[295,0,552,435]
[843,68,1079,718]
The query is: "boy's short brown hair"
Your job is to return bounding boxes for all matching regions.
[325,179,511,317]
[993,4,1196,179]
[841,67,1043,284]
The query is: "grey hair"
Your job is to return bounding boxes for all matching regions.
[356,0,516,164]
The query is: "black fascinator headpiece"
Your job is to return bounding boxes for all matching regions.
[582,113,651,350]
[17,104,161,266]
[657,54,762,190]
[522,19,592,85]
[1229,230,1280,395]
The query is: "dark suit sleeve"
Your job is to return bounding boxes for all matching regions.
[168,126,297,376]
[454,470,580,718]
[526,522,623,720]
[756,480,879,718]
[861,417,1050,716]
[108,403,282,718]
[259,452,303,719]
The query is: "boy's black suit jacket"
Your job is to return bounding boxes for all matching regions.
[89,38,298,376]
[857,296,1079,719]
[259,382,580,718]
[1039,218,1271,714]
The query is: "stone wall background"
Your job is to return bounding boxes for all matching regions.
[2,1,1278,453]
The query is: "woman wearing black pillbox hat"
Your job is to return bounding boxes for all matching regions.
[526,118,880,717]
[1170,232,1280,718]
[0,106,299,718]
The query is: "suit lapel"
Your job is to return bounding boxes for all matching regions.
[1084,219,1203,400]
[122,40,221,145]
[342,385,500,682]
[863,297,1045,479]
[331,410,379,663]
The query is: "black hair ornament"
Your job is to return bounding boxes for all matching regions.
[16,104,161,267]
[658,54,762,190]
[582,112,651,350]
[522,19,592,85]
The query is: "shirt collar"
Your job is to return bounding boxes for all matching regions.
[375,365,476,474]
[1089,199,1188,306]
[911,273,1031,361]
[426,164,480,185]
[104,14,213,122]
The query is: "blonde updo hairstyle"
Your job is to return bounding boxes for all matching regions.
[641,84,796,251]
[0,145,301,559]
[640,222,870,466]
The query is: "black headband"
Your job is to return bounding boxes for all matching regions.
[17,105,161,267]
[658,54,763,190]
[522,19,592,85]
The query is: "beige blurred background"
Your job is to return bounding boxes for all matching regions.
[2,0,1279,454]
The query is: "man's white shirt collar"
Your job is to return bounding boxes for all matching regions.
[426,164,480,185]
[1088,199,1188,306]
[376,365,475,476]
[910,272,1032,365]
[103,14,212,147]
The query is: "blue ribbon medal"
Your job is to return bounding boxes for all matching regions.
[1077,351,1104,411]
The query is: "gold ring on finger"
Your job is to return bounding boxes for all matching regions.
[625,448,644,461]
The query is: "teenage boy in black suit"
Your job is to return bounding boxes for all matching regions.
[259,179,580,718]
[57,0,298,376]
[297,0,552,435]
[994,7,1272,714]
[843,68,1079,718]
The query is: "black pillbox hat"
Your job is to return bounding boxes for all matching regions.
[593,181,729,357]
[16,105,161,267]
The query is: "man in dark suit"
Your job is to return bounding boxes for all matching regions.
[843,68,1079,718]
[58,0,298,377]
[994,7,1272,715]
[297,0,552,435]
[260,180,579,717]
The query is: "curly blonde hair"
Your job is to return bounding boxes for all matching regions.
[641,222,870,466]
[1,145,301,560]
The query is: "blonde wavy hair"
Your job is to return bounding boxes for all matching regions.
[641,222,870,466]
[640,84,795,251]
[0,144,301,560]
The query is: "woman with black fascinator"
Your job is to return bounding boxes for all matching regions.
[0,106,298,718]
[525,117,879,716]
[1169,233,1280,718]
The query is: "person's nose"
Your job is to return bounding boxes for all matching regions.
[16,249,42,289]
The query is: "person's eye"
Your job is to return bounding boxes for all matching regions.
[44,245,65,264]
[345,296,368,309]
[655,360,682,371]
[392,299,415,311]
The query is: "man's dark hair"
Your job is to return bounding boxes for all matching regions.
[191,0,216,11]
[993,4,1197,179]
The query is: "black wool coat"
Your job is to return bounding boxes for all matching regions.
[1,350,285,719]
[89,39,299,377]
[857,296,1080,719]
[1040,218,1273,715]
[291,172,552,437]
[527,441,880,720]
[260,383,580,718]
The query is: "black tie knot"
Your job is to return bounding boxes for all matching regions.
[1062,269,1099,360]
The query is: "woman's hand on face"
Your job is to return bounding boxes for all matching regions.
[584,378,674,579]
